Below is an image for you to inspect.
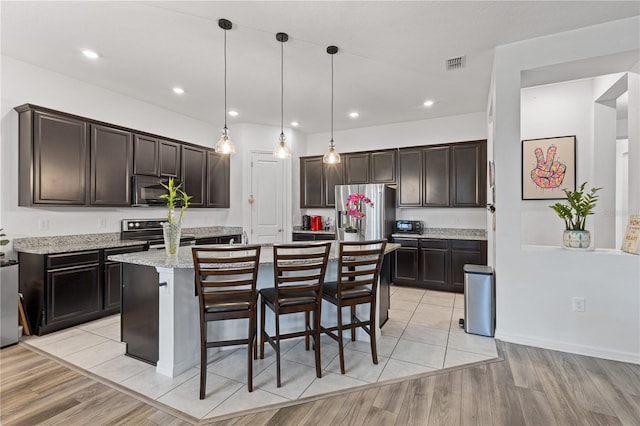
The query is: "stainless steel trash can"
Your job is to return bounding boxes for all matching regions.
[1,259,19,348]
[463,264,494,337]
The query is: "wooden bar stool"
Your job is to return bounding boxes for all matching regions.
[321,240,386,374]
[192,245,261,399]
[259,242,331,387]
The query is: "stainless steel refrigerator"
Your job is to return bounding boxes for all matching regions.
[335,184,396,241]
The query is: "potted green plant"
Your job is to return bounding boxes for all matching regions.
[549,181,601,249]
[160,178,191,255]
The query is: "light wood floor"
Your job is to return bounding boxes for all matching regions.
[1,341,639,425]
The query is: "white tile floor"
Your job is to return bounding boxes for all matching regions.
[21,286,497,421]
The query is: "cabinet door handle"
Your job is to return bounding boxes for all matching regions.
[159,282,167,287]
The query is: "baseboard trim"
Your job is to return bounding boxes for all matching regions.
[494,331,640,364]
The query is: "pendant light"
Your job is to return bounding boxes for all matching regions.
[273,32,292,159]
[214,18,235,155]
[323,45,341,164]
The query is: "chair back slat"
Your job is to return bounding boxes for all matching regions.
[272,242,331,302]
[336,240,386,299]
[192,245,261,311]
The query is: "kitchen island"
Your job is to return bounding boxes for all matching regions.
[109,242,399,377]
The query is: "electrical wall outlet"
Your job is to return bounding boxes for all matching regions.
[572,297,585,312]
[38,219,49,231]
[98,218,107,229]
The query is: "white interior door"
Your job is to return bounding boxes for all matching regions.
[251,151,285,244]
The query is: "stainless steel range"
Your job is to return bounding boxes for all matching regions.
[121,219,195,249]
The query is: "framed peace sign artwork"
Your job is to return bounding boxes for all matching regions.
[522,135,576,200]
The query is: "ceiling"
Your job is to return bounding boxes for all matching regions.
[2,1,639,135]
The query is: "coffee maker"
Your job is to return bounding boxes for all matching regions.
[302,215,311,230]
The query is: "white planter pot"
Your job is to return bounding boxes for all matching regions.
[563,230,591,249]
[344,232,360,242]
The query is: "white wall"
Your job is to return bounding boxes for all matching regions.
[491,17,640,363]
[0,57,291,251]
[303,112,488,229]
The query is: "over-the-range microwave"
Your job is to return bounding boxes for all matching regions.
[131,175,180,206]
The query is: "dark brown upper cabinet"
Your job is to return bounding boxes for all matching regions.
[423,146,450,207]
[133,135,180,178]
[206,151,230,208]
[300,156,324,208]
[18,107,90,206]
[299,156,345,208]
[370,150,396,183]
[451,141,487,207]
[398,140,486,208]
[181,145,207,207]
[323,161,344,208]
[16,104,230,209]
[344,153,370,184]
[397,148,423,207]
[90,125,132,206]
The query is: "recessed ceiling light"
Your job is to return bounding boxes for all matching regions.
[423,100,434,107]
[291,121,299,127]
[172,87,185,95]
[349,112,359,118]
[228,110,238,117]
[81,49,100,59]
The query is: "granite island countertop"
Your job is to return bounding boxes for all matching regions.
[109,241,401,269]
[13,226,243,254]
[391,228,487,241]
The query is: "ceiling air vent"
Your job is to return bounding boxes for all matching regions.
[446,55,466,71]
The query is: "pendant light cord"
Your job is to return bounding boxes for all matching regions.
[330,53,334,141]
[281,39,284,135]
[224,28,228,129]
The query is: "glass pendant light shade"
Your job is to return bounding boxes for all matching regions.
[323,46,340,164]
[273,32,292,159]
[215,126,235,154]
[323,139,341,164]
[273,133,291,158]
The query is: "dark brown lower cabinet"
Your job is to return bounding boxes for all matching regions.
[393,237,487,293]
[195,235,242,245]
[121,263,159,365]
[18,245,146,335]
[46,262,101,328]
[292,232,336,241]
[103,245,147,315]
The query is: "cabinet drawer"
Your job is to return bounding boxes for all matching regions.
[47,251,100,269]
[450,240,483,251]
[420,239,448,250]
[392,238,418,248]
[103,245,147,261]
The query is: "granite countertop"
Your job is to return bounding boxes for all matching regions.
[292,226,336,235]
[109,241,401,269]
[391,228,487,241]
[13,226,244,255]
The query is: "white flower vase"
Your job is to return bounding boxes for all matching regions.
[344,232,360,242]
[163,221,182,256]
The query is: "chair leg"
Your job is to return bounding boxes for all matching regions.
[370,299,378,365]
[305,311,310,350]
[337,304,345,374]
[199,322,207,400]
[248,311,255,392]
[314,308,322,378]
[275,314,282,388]
[351,305,356,341]
[259,297,266,359]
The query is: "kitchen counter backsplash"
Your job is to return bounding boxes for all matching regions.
[13,226,244,254]
[392,228,487,240]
